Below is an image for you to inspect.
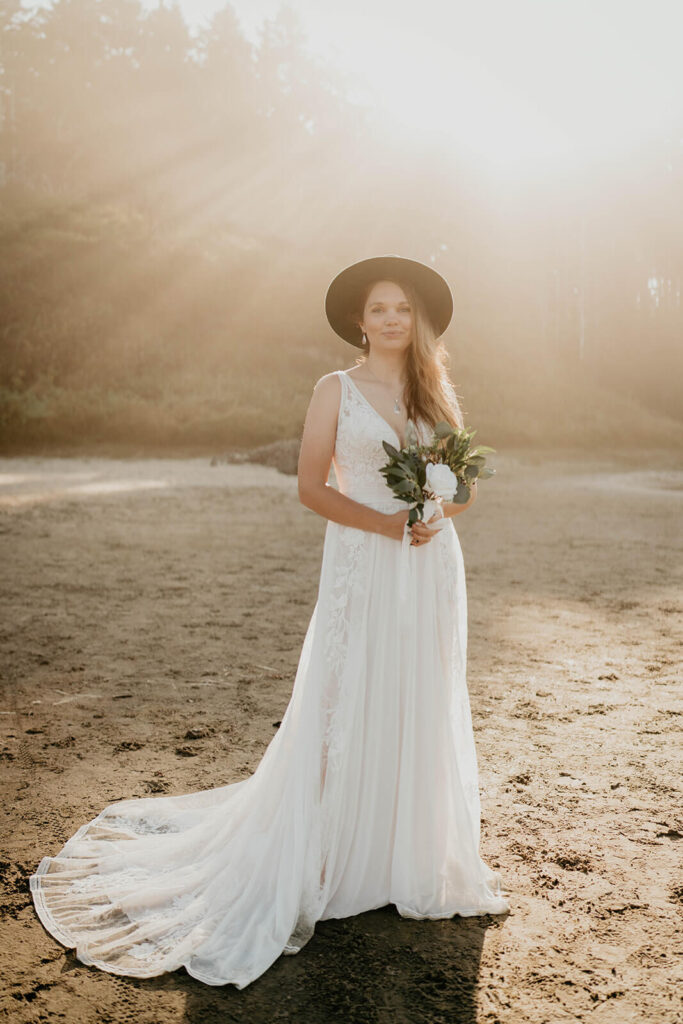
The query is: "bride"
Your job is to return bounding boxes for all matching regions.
[30,254,509,989]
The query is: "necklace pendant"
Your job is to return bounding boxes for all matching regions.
[394,398,401,414]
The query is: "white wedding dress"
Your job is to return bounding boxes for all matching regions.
[30,369,509,989]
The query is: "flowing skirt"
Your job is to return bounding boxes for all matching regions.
[30,508,509,988]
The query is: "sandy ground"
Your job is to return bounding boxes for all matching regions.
[1,450,682,1024]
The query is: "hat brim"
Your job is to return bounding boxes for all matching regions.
[325,255,453,348]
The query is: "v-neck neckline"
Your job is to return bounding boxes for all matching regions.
[343,370,406,450]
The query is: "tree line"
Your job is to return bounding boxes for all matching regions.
[0,0,681,450]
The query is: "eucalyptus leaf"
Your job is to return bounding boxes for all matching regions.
[454,479,471,504]
[478,466,496,479]
[395,480,418,495]
[382,440,400,458]
[433,421,453,439]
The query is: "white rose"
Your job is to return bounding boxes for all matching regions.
[425,462,458,501]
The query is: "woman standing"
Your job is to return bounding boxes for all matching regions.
[30,254,509,989]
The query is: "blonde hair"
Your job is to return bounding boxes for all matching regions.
[351,277,464,431]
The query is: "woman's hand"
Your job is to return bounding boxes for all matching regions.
[380,509,440,545]
[410,517,441,546]
[380,509,412,542]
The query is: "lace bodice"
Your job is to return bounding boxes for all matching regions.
[332,370,431,512]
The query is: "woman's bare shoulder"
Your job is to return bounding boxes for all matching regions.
[301,371,343,438]
[313,369,343,390]
[304,371,343,422]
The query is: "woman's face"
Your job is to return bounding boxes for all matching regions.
[360,280,413,353]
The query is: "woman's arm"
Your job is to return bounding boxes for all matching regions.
[440,479,478,520]
[298,374,434,544]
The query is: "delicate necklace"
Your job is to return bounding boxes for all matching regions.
[364,365,405,415]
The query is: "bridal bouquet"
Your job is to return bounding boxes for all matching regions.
[379,420,496,528]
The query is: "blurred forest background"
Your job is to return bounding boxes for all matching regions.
[0,0,681,453]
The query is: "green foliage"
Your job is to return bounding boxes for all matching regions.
[379,421,496,520]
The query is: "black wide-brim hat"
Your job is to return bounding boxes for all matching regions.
[325,254,453,348]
